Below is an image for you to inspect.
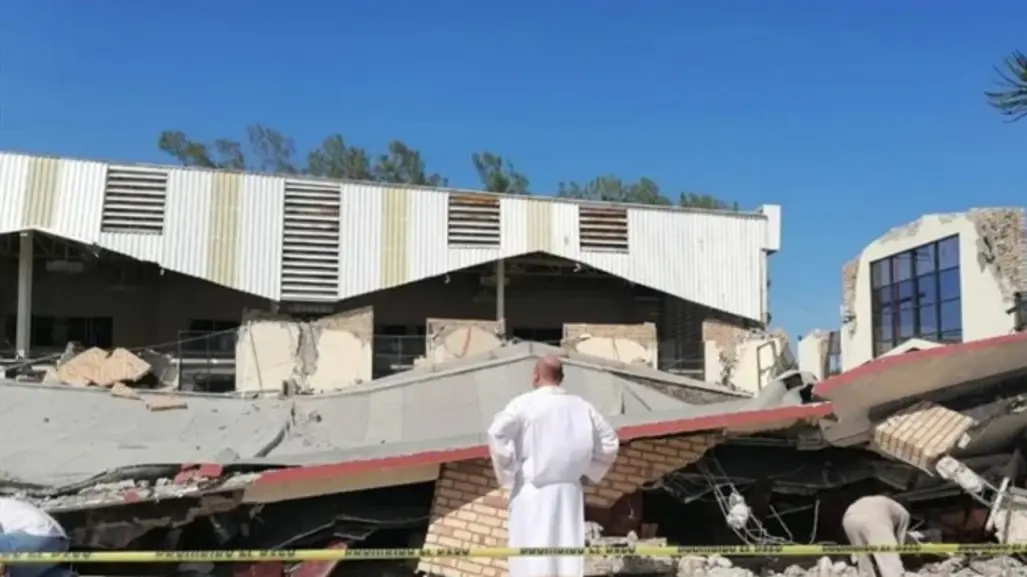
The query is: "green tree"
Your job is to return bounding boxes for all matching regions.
[156,126,447,185]
[157,131,245,170]
[986,51,1027,121]
[472,152,529,194]
[678,192,740,211]
[557,175,670,204]
[306,135,374,180]
[372,141,447,186]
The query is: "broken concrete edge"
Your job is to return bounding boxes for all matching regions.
[14,402,828,515]
[814,331,1027,400]
[248,402,834,489]
[33,470,261,514]
[0,378,253,400]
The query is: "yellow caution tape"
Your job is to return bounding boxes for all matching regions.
[1,544,1026,563]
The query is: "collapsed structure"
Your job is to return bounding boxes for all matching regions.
[0,333,1025,577]
[2,154,1027,577]
[799,208,1027,378]
[0,151,787,394]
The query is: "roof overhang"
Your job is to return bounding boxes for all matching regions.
[814,332,1027,415]
[246,401,833,498]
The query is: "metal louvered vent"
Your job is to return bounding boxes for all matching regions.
[448,194,500,247]
[101,165,169,234]
[280,179,341,301]
[579,206,628,252]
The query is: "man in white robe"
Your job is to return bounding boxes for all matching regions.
[488,355,620,577]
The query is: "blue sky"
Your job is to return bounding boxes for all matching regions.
[1,1,1025,339]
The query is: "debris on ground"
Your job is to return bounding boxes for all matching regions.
[0,335,1025,577]
[5,341,178,388]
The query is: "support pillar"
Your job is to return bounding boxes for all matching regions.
[495,259,505,335]
[15,231,34,359]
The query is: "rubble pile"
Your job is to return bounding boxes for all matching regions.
[598,554,1027,577]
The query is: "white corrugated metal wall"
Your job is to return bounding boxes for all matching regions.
[0,152,777,322]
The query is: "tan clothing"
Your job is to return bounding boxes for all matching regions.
[842,496,910,577]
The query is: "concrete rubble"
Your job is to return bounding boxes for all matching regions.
[7,342,178,391]
[0,333,1024,577]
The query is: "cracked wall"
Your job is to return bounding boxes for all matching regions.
[704,326,792,394]
[561,322,657,367]
[422,318,505,365]
[235,306,373,393]
[839,209,1026,370]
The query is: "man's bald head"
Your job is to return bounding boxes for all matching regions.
[533,355,565,387]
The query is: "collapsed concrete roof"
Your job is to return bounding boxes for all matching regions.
[0,341,829,490]
[814,332,1027,415]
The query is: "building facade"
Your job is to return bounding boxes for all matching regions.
[0,152,783,390]
[799,209,1027,378]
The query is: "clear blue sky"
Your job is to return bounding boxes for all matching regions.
[2,1,1024,339]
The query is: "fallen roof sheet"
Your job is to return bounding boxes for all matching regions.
[249,402,833,490]
[0,342,793,489]
[814,332,1027,414]
[0,384,291,487]
[267,341,745,463]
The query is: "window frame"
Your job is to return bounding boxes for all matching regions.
[870,235,961,356]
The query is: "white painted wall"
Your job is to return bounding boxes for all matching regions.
[704,332,791,394]
[797,331,828,380]
[838,211,1024,370]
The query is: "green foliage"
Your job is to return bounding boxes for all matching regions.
[986,51,1027,122]
[157,126,737,209]
[472,152,529,194]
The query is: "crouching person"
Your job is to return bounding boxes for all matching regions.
[0,498,69,577]
[842,495,909,577]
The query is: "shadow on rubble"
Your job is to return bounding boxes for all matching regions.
[62,482,435,577]
[59,426,1019,577]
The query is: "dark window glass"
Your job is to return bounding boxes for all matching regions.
[875,341,893,356]
[898,309,915,339]
[894,253,913,282]
[939,269,960,301]
[874,287,893,306]
[896,280,916,309]
[871,259,891,288]
[918,305,938,335]
[871,235,961,357]
[939,236,960,269]
[917,274,937,305]
[915,244,936,274]
[877,313,894,341]
[940,300,962,331]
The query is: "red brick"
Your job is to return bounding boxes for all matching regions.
[420,435,721,577]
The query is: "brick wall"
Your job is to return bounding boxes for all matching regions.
[417,433,720,577]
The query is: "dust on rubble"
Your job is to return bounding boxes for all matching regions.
[669,554,1027,577]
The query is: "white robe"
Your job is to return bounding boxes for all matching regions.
[488,385,620,577]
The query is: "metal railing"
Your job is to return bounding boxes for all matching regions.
[373,334,427,378]
[177,330,236,359]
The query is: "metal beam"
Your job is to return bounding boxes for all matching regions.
[15,231,34,359]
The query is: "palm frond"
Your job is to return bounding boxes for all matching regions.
[985,51,1027,122]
